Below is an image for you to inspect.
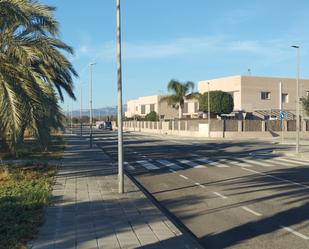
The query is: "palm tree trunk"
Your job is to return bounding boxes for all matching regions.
[178,106,183,119]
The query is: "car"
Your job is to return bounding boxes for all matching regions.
[99,121,112,130]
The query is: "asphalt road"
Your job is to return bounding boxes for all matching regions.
[77,127,309,249]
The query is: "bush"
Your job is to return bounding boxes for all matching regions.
[301,96,309,116]
[145,111,159,121]
[199,90,234,115]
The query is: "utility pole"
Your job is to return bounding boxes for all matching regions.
[116,0,124,194]
[279,82,283,143]
[89,62,96,148]
[208,82,211,138]
[80,81,83,138]
[291,45,300,153]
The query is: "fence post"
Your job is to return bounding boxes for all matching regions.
[261,121,266,132]
[238,120,243,132]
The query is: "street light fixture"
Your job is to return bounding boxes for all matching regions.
[116,0,124,194]
[291,45,300,153]
[89,62,96,148]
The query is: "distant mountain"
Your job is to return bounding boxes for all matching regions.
[65,105,127,117]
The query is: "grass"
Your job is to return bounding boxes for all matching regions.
[0,163,56,249]
[0,135,65,160]
[0,134,65,249]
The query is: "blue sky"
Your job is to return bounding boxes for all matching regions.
[43,0,309,110]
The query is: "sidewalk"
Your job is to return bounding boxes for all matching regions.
[28,135,203,249]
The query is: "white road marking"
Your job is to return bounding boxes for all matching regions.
[213,192,228,199]
[178,159,205,169]
[194,182,206,188]
[124,162,135,171]
[275,157,309,166]
[136,160,159,170]
[241,159,273,167]
[169,169,176,173]
[242,167,309,189]
[197,158,229,168]
[157,160,183,170]
[266,158,299,167]
[179,174,189,180]
[241,206,262,216]
[281,226,309,240]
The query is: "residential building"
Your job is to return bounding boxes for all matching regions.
[125,95,200,119]
[198,75,309,119]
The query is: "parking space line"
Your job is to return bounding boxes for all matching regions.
[241,206,262,216]
[194,182,206,188]
[169,169,176,173]
[281,226,309,240]
[213,192,228,199]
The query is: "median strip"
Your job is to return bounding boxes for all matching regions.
[241,206,262,216]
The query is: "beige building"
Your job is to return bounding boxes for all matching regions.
[125,95,200,119]
[199,75,309,119]
[125,95,178,119]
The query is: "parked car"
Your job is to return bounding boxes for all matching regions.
[99,121,112,130]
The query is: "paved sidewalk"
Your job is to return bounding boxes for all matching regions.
[28,135,202,249]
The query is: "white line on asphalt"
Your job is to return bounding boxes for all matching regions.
[136,160,159,170]
[194,182,206,188]
[178,159,205,169]
[124,162,135,171]
[242,167,309,189]
[197,158,230,168]
[169,169,176,173]
[275,157,309,166]
[280,226,309,240]
[241,159,273,167]
[157,160,183,170]
[241,206,262,216]
[179,174,189,180]
[213,192,228,199]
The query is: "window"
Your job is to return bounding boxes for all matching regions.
[150,104,155,112]
[261,91,271,100]
[183,103,188,113]
[141,105,145,114]
[282,93,289,103]
[136,106,138,111]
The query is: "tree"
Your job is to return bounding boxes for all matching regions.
[199,90,234,115]
[145,111,159,121]
[0,0,77,154]
[301,96,309,116]
[160,80,195,119]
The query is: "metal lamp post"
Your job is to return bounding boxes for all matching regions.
[208,82,211,138]
[116,0,124,194]
[89,62,96,148]
[80,80,83,138]
[291,45,300,153]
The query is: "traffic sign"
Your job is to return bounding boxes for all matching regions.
[280,111,285,120]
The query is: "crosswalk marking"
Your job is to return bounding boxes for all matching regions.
[157,160,183,170]
[265,158,300,167]
[124,162,136,171]
[275,157,309,166]
[178,159,205,168]
[136,160,159,170]
[196,158,229,167]
[240,159,274,167]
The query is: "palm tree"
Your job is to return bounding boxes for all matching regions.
[160,80,196,119]
[0,0,77,154]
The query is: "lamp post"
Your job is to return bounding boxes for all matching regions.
[116,0,124,194]
[291,45,300,153]
[80,80,83,138]
[208,82,211,138]
[89,62,96,148]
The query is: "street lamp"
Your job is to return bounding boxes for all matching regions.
[89,62,96,148]
[208,82,211,138]
[80,80,83,138]
[291,45,300,153]
[116,0,124,194]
